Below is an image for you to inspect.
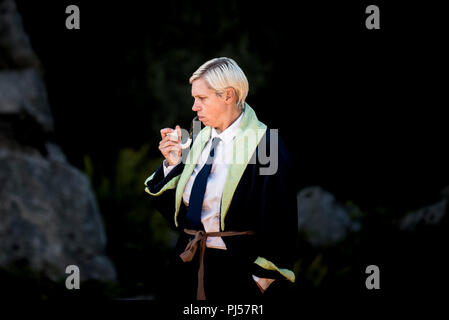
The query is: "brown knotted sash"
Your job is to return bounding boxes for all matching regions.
[180,229,255,300]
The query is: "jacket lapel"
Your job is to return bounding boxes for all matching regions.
[220,104,267,230]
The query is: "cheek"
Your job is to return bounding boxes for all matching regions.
[209,104,221,117]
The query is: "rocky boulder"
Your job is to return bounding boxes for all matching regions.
[399,186,448,231]
[297,186,362,246]
[0,0,116,282]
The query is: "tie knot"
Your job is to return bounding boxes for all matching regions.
[209,137,221,158]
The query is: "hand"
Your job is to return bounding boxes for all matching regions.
[159,126,182,166]
[255,281,265,294]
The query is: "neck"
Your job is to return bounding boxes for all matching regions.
[215,107,242,134]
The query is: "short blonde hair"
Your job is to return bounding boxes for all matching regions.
[189,57,249,111]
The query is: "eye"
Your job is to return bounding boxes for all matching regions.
[193,96,206,102]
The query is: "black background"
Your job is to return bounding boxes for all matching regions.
[11,0,449,308]
[15,0,448,211]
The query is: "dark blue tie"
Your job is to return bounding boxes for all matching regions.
[186,137,222,230]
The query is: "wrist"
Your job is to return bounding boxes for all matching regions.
[165,158,180,167]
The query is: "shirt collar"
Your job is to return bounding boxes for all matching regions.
[211,111,244,144]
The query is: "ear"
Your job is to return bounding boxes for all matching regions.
[223,87,236,104]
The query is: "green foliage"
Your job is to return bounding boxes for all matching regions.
[83,144,176,298]
[305,254,329,288]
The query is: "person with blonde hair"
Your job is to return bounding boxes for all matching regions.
[145,57,297,301]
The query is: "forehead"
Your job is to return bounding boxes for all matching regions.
[191,78,213,96]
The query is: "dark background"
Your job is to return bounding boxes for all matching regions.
[16,0,448,209]
[10,0,448,307]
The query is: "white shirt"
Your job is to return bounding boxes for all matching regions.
[163,111,275,290]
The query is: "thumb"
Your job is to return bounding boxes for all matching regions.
[176,125,181,142]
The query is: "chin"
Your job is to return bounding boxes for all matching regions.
[200,118,215,128]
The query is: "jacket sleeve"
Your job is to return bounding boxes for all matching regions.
[251,131,298,284]
[144,161,185,230]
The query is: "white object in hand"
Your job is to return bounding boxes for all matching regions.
[168,130,192,149]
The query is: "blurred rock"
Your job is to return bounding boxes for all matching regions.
[0,0,41,69]
[297,186,362,246]
[0,69,54,132]
[0,149,116,281]
[0,0,116,282]
[399,186,448,231]
[45,142,67,164]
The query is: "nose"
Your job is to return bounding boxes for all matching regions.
[192,101,202,112]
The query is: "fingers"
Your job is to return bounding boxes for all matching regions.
[160,127,181,142]
[176,125,181,142]
[159,144,181,157]
[160,128,173,139]
[159,141,181,152]
[169,144,182,154]
[159,126,182,162]
[159,139,180,148]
